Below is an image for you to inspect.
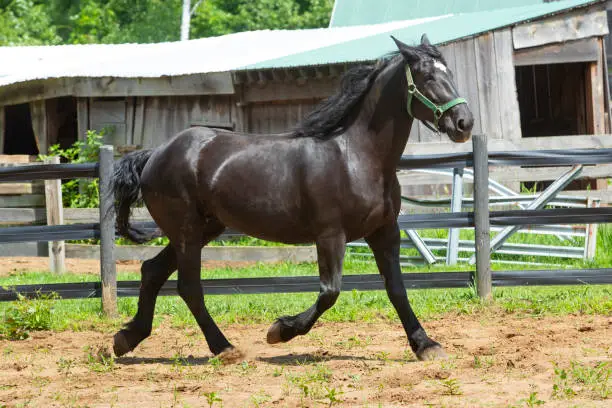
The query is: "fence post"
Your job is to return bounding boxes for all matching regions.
[99,145,117,317]
[446,167,464,265]
[584,198,600,260]
[44,156,65,274]
[472,134,492,299]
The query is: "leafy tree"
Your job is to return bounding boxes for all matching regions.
[191,0,333,38]
[0,0,61,45]
[0,0,333,45]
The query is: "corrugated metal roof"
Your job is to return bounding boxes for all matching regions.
[330,0,573,27]
[244,0,605,70]
[0,17,444,87]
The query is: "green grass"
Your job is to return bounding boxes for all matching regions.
[1,260,612,333]
[0,225,610,335]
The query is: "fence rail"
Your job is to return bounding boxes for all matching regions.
[0,137,611,309]
[2,268,612,301]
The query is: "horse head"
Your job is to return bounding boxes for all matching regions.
[392,34,474,143]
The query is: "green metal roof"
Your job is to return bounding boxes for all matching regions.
[241,0,604,71]
[330,0,569,27]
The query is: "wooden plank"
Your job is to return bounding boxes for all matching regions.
[89,98,127,145]
[0,155,36,164]
[65,244,317,263]
[232,91,249,133]
[76,98,89,141]
[190,120,235,130]
[454,38,482,135]
[125,97,135,146]
[0,243,46,257]
[0,182,43,195]
[116,145,142,155]
[0,208,45,224]
[397,163,612,186]
[64,207,151,224]
[586,38,606,135]
[403,134,612,155]
[0,106,4,155]
[0,194,45,208]
[514,37,600,66]
[0,72,235,106]
[132,97,145,147]
[494,29,522,141]
[29,100,48,154]
[475,33,502,140]
[512,7,608,49]
[243,77,338,103]
[44,156,65,274]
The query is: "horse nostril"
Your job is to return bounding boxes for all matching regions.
[457,119,465,132]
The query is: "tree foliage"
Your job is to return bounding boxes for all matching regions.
[0,0,333,45]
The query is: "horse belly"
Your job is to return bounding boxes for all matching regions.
[208,168,313,243]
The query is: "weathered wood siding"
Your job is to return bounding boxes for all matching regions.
[247,101,320,134]
[87,95,234,149]
[138,95,233,147]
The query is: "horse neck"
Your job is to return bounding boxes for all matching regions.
[347,57,413,175]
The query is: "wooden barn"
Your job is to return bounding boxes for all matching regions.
[0,0,610,201]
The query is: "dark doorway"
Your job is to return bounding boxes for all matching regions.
[515,63,590,137]
[47,97,78,151]
[4,103,39,155]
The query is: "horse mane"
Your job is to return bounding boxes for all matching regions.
[291,43,443,140]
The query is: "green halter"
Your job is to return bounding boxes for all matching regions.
[405,65,467,131]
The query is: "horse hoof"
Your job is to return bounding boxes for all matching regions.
[417,344,448,361]
[112,331,132,357]
[217,346,244,364]
[266,321,283,344]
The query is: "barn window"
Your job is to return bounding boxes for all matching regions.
[515,62,590,137]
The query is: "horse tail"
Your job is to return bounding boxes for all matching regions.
[113,149,161,243]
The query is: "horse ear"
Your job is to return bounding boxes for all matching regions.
[421,33,431,46]
[390,35,420,64]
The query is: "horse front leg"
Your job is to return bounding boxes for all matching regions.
[267,232,345,344]
[365,221,446,361]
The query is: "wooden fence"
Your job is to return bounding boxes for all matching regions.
[1,136,612,314]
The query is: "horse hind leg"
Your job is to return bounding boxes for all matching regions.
[113,244,177,357]
[174,219,240,358]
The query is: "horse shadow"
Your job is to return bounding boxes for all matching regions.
[116,352,404,366]
[116,355,213,366]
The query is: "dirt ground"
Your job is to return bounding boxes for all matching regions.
[1,312,611,407]
[0,256,255,276]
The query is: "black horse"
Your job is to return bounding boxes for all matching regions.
[112,34,474,361]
